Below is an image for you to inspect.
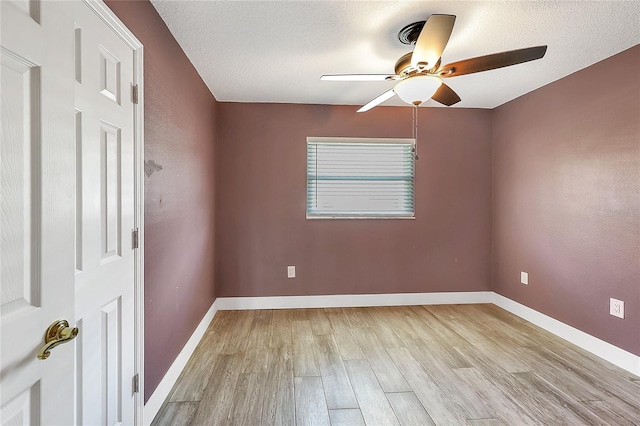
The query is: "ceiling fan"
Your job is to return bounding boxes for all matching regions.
[321,15,547,112]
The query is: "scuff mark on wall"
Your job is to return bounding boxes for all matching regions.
[145,159,163,177]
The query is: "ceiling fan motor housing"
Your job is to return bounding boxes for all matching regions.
[394,53,414,76]
[394,52,440,77]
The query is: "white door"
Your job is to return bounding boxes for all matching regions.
[74,1,137,425]
[1,0,76,424]
[1,1,139,424]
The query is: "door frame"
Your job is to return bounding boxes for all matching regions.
[80,1,145,424]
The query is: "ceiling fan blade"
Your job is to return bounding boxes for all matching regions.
[439,45,548,78]
[321,74,399,81]
[431,83,461,106]
[411,14,456,70]
[357,89,396,112]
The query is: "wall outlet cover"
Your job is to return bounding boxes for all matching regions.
[287,265,295,278]
[610,298,624,319]
[520,271,529,285]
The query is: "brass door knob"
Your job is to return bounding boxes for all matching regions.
[37,319,79,360]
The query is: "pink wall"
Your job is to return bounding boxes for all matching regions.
[492,45,640,356]
[105,1,218,401]
[216,104,493,297]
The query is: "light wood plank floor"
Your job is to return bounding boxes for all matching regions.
[152,304,640,425]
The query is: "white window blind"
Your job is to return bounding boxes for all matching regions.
[307,137,415,219]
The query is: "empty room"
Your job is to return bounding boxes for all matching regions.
[1,0,638,425]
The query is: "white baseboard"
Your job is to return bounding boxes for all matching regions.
[493,293,640,378]
[143,299,219,425]
[214,291,494,310]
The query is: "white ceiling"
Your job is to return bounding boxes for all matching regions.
[150,1,640,109]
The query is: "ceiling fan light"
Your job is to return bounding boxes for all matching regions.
[394,75,442,105]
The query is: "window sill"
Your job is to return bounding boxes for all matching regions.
[306,215,415,220]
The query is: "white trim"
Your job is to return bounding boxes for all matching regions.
[307,136,415,145]
[493,293,640,378]
[143,300,220,425]
[83,2,145,424]
[86,0,142,48]
[215,291,494,310]
[133,35,146,426]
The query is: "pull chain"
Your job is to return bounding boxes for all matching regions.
[412,105,419,160]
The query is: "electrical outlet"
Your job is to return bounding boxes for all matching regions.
[521,271,529,285]
[610,298,624,319]
[287,265,295,278]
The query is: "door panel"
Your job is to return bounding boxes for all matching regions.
[100,121,122,261]
[102,297,122,426]
[1,0,75,424]
[1,51,40,317]
[1,382,40,425]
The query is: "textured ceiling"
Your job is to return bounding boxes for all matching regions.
[150,1,640,109]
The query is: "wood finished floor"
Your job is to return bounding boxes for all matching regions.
[152,304,640,425]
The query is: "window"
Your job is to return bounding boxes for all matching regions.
[306,137,415,219]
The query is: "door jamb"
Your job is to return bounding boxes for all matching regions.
[81,1,145,424]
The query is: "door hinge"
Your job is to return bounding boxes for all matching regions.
[132,84,139,104]
[132,228,139,249]
[133,373,140,394]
